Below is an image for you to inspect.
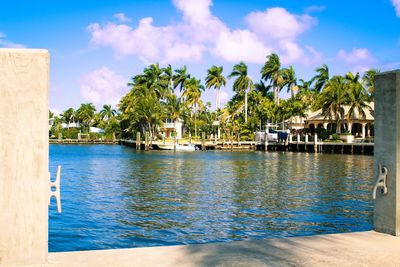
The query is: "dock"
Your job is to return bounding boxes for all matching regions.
[119,139,374,155]
[50,139,119,144]
[48,231,400,267]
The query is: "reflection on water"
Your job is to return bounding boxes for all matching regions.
[49,145,374,252]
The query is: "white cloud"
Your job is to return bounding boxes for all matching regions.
[87,1,318,65]
[0,32,25,48]
[304,5,326,13]
[79,67,128,107]
[337,48,375,72]
[392,0,400,17]
[114,13,131,23]
[245,7,315,41]
[213,29,271,63]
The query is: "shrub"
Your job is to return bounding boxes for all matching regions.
[332,133,340,140]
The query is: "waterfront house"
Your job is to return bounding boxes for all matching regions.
[288,103,374,139]
[160,120,183,139]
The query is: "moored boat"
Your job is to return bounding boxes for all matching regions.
[157,144,196,151]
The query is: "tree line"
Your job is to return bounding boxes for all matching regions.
[50,53,377,140]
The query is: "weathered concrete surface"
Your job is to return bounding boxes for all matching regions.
[0,49,49,266]
[48,231,400,267]
[374,70,400,235]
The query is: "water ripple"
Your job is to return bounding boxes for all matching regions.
[49,145,374,252]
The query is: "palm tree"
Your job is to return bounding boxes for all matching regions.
[100,104,117,125]
[261,53,283,105]
[166,94,184,139]
[362,69,379,101]
[311,64,329,92]
[173,66,191,95]
[228,62,254,123]
[345,72,369,129]
[161,64,174,97]
[61,107,76,135]
[134,63,167,99]
[182,77,204,137]
[76,103,96,132]
[281,66,298,98]
[205,65,226,110]
[255,80,274,101]
[318,76,347,133]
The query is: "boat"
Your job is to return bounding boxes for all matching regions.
[157,144,196,151]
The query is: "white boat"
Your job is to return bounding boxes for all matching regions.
[157,144,196,151]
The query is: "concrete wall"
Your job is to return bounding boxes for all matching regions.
[0,49,49,265]
[374,70,400,235]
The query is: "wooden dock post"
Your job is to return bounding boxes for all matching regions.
[174,132,177,150]
[201,132,206,150]
[230,133,234,151]
[314,133,318,153]
[136,132,141,150]
[0,49,50,266]
[305,134,309,152]
[145,132,149,151]
[265,132,269,151]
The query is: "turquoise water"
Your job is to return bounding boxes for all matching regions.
[49,144,374,252]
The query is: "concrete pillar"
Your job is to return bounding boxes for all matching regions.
[374,70,400,236]
[0,49,49,265]
[361,123,367,139]
[347,122,352,133]
[323,122,328,129]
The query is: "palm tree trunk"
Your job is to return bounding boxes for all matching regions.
[216,88,220,110]
[194,104,197,138]
[245,90,248,123]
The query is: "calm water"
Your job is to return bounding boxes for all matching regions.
[49,144,374,252]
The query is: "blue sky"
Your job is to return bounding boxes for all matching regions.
[1,0,399,113]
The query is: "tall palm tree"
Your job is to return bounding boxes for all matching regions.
[345,72,369,128]
[76,103,96,132]
[261,53,282,105]
[205,65,226,110]
[311,64,329,92]
[318,76,347,133]
[166,94,184,139]
[61,107,76,135]
[173,66,191,95]
[182,77,204,137]
[362,69,379,101]
[281,66,298,98]
[228,62,254,123]
[135,63,166,99]
[100,104,117,125]
[161,64,174,97]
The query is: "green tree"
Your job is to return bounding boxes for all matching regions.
[166,94,184,138]
[76,103,96,132]
[173,66,191,94]
[261,53,283,105]
[182,77,204,137]
[281,66,298,98]
[205,65,226,110]
[100,104,117,125]
[228,61,254,123]
[318,76,347,133]
[362,69,379,101]
[311,64,329,92]
[345,72,369,128]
